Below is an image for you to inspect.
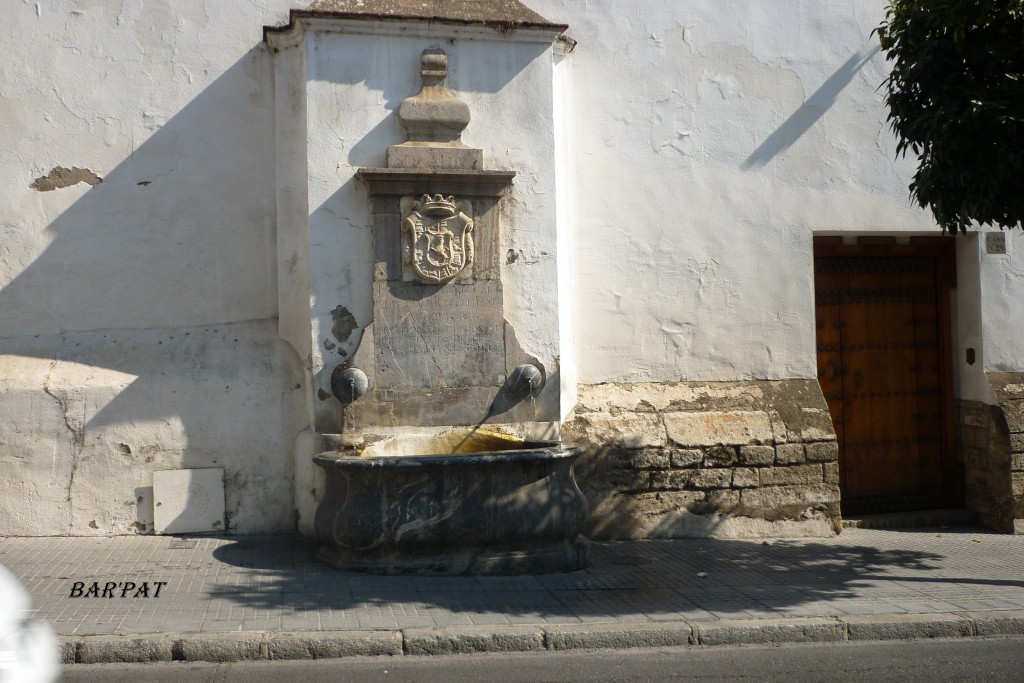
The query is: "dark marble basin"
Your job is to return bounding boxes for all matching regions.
[313,436,589,575]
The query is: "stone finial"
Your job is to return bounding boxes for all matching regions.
[388,48,483,170]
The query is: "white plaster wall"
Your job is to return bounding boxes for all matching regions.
[5,0,1024,537]
[0,1,308,534]
[0,323,308,535]
[527,0,1024,384]
[301,26,561,419]
[979,230,1024,375]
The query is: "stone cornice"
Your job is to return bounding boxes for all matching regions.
[355,168,516,197]
[265,2,567,48]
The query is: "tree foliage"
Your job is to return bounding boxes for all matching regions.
[876,0,1024,233]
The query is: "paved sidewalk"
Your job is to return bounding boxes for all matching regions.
[2,527,1024,662]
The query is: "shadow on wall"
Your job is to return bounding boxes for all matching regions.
[0,44,307,535]
[205,533,963,618]
[741,45,881,170]
[299,36,553,401]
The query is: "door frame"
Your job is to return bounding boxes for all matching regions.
[813,235,962,513]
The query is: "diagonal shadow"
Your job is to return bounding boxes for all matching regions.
[741,45,881,170]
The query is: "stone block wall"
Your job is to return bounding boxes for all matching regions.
[563,380,841,539]
[960,373,1024,534]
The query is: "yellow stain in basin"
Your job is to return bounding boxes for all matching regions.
[360,428,525,457]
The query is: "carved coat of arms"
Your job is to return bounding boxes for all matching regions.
[402,194,474,284]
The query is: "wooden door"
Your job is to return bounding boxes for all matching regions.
[814,237,959,515]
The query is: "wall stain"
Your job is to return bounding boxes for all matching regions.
[330,305,358,343]
[31,166,103,191]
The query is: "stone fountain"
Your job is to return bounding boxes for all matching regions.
[311,48,589,575]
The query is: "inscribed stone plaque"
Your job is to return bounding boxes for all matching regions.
[986,232,1007,255]
[372,279,505,388]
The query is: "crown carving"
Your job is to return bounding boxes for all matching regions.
[416,193,457,217]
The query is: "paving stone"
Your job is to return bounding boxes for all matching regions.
[404,626,544,654]
[2,528,1023,667]
[173,632,264,662]
[544,622,694,650]
[77,635,174,663]
[962,610,1024,636]
[269,630,403,659]
[695,617,843,646]
[844,613,974,641]
[58,639,78,664]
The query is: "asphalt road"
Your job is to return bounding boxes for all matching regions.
[59,637,1024,682]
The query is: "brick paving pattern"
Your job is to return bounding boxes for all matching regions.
[2,528,1023,636]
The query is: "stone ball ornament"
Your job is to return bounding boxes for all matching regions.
[505,364,544,402]
[331,366,369,405]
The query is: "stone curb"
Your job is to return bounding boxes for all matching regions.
[58,612,1024,664]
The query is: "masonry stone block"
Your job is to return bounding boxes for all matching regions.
[739,445,775,466]
[804,441,838,463]
[632,490,708,514]
[823,462,840,485]
[799,408,836,442]
[584,469,651,493]
[630,448,670,469]
[1012,453,1024,472]
[691,469,734,489]
[1003,400,1024,433]
[739,484,837,515]
[575,445,632,473]
[664,411,772,447]
[758,464,823,487]
[732,468,759,488]
[703,445,738,466]
[1013,472,1024,497]
[650,470,694,490]
[669,448,703,468]
[769,411,792,444]
[704,489,741,511]
[1011,433,1024,453]
[775,443,805,464]
[578,413,667,449]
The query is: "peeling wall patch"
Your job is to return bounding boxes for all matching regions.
[330,305,358,343]
[31,166,103,191]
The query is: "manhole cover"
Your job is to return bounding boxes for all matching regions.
[168,539,198,550]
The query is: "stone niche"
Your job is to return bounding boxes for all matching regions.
[266,1,571,533]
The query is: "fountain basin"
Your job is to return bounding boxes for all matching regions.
[313,434,589,575]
